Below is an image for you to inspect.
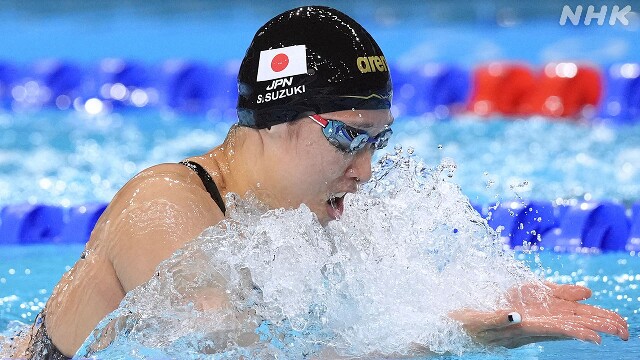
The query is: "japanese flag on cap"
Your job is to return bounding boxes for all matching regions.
[257,45,308,82]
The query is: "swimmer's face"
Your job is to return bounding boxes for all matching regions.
[268,109,393,225]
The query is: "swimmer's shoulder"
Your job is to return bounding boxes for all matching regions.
[95,163,226,290]
[102,162,225,228]
[122,162,214,199]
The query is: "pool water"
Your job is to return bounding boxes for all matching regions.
[0,244,84,329]
[1,110,640,358]
[2,111,640,207]
[1,245,638,358]
[1,1,640,358]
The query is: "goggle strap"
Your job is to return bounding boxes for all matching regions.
[308,115,328,128]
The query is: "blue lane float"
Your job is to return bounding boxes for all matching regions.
[628,203,640,252]
[598,63,640,125]
[0,59,639,123]
[390,63,470,118]
[94,58,159,109]
[0,62,22,107]
[487,201,557,249]
[31,60,87,108]
[0,204,65,245]
[59,203,108,244]
[1,201,639,253]
[209,61,240,117]
[540,202,630,252]
[161,60,239,115]
[162,60,217,113]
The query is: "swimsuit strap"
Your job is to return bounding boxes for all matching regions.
[179,160,226,215]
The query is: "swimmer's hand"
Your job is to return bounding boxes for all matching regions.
[449,282,629,348]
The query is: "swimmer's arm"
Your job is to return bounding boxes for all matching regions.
[449,282,629,348]
[107,172,225,293]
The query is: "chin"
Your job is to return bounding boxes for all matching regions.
[312,210,330,226]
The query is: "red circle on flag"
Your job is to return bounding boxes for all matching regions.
[271,53,289,73]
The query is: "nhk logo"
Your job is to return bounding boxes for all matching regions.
[559,5,632,26]
[356,56,389,74]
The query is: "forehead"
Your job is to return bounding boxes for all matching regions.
[318,109,394,134]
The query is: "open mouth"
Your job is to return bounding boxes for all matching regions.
[326,192,347,220]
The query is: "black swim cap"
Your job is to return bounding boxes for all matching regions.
[237,6,392,129]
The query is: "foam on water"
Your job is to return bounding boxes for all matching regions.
[75,148,542,359]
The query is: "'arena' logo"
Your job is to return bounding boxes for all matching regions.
[356,56,389,74]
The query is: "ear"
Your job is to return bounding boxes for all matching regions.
[265,122,296,135]
[258,123,289,146]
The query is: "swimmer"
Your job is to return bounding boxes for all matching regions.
[11,6,628,359]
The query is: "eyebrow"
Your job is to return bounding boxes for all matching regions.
[353,118,394,132]
[348,122,393,139]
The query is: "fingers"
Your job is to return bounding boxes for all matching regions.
[546,282,592,301]
[470,307,628,349]
[573,303,629,339]
[479,317,602,347]
[578,314,630,340]
[522,299,628,341]
[496,334,598,349]
[507,312,626,342]
[522,318,603,344]
[513,282,628,340]
[573,310,629,340]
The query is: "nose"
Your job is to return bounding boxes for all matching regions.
[347,148,373,183]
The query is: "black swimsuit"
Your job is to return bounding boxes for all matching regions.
[24,161,225,359]
[179,160,226,214]
[23,312,71,360]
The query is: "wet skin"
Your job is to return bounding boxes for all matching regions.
[14,108,628,356]
[22,109,392,356]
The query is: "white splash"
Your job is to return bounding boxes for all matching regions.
[76,148,540,359]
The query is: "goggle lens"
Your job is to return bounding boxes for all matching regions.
[310,114,393,154]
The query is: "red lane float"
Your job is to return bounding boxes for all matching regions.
[468,62,536,116]
[526,63,601,118]
[468,62,602,118]
[0,59,638,122]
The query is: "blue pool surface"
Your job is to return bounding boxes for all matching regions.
[1,111,640,207]
[1,244,638,359]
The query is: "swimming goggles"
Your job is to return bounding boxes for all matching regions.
[308,114,393,154]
